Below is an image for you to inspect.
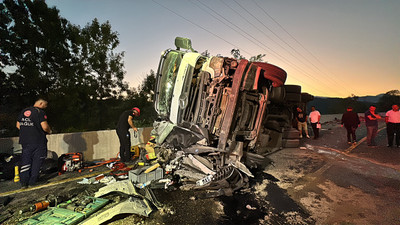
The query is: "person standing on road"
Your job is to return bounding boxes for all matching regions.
[116,107,140,162]
[385,104,400,148]
[309,106,321,139]
[16,99,52,188]
[341,106,360,145]
[365,105,381,147]
[296,107,310,138]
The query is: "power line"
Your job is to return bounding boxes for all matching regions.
[151,0,254,56]
[152,0,332,96]
[228,0,348,97]
[189,0,266,55]
[219,0,343,96]
[192,0,330,95]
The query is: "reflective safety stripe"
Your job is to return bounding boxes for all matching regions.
[20,164,31,173]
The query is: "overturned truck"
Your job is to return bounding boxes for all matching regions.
[151,37,313,195]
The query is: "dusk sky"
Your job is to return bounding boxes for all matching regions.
[46,0,400,98]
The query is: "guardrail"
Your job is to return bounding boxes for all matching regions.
[0,128,153,161]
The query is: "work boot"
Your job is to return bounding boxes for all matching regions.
[20,183,29,189]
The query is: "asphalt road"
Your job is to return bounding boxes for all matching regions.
[267,120,400,224]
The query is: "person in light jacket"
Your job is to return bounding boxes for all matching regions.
[309,106,321,139]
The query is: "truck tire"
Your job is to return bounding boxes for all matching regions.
[282,138,300,148]
[268,86,285,104]
[301,92,314,102]
[264,120,282,133]
[284,85,301,94]
[266,114,290,127]
[285,93,301,102]
[283,128,300,139]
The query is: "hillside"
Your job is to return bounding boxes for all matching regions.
[306,94,384,114]
[357,94,384,103]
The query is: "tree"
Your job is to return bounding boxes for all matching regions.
[0,0,128,136]
[231,49,266,62]
[80,19,128,100]
[125,70,157,127]
[249,54,266,62]
[377,90,400,111]
[201,50,210,57]
[0,0,73,107]
[231,49,245,60]
[138,70,156,102]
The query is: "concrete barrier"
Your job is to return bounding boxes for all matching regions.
[0,127,153,161]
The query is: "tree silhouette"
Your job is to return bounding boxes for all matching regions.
[231,49,266,62]
[377,90,400,112]
[0,0,130,135]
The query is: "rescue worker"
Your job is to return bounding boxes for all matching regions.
[16,99,52,188]
[116,107,140,162]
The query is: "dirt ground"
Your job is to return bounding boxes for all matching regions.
[1,119,399,225]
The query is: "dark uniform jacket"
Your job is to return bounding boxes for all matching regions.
[17,106,48,145]
[116,110,134,132]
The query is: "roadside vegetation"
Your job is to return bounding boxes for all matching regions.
[0,0,157,137]
[308,90,400,114]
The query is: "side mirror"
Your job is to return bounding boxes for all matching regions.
[175,37,196,52]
